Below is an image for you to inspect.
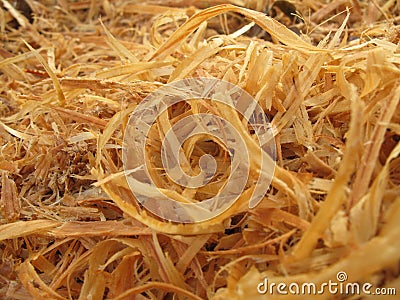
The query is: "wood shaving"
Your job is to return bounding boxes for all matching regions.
[0,1,399,299]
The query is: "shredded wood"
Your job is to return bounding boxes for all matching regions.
[0,0,399,299]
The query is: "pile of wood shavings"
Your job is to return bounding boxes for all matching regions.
[1,1,400,299]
